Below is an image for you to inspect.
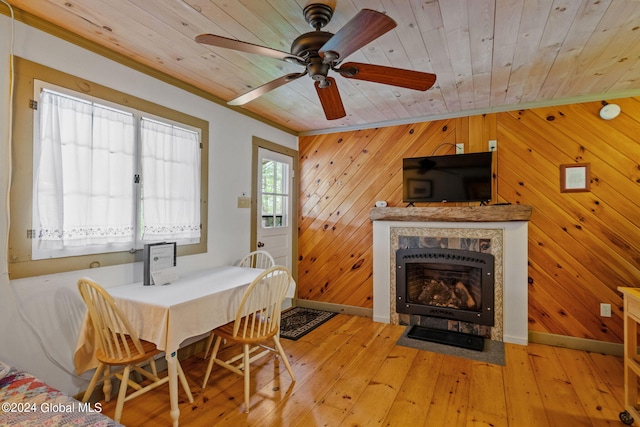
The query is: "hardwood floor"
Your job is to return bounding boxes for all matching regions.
[101,314,627,426]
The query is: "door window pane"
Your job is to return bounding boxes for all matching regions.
[261,159,288,228]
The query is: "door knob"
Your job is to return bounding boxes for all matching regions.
[257,242,265,248]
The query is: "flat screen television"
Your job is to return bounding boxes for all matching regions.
[402,152,493,203]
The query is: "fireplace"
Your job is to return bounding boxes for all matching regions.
[396,247,495,326]
[371,206,531,345]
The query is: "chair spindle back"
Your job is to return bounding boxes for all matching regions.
[78,278,145,361]
[232,266,291,340]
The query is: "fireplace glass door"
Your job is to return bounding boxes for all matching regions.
[396,248,495,326]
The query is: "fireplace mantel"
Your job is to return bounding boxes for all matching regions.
[370,205,532,223]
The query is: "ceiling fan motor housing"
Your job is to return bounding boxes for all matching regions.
[290,31,333,60]
[290,30,334,82]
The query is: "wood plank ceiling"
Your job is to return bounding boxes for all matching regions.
[4,0,640,134]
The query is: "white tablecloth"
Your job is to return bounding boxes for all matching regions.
[74,265,295,374]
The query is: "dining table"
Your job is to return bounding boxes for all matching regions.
[74,265,296,427]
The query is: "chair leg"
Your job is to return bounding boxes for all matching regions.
[273,336,295,382]
[202,335,222,388]
[102,366,112,402]
[177,361,194,403]
[82,363,105,403]
[114,365,131,423]
[149,357,158,377]
[203,331,215,359]
[243,343,251,414]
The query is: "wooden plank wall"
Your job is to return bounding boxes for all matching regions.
[298,96,640,344]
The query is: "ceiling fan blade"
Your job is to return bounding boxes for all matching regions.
[319,9,396,63]
[315,77,346,120]
[196,34,303,63]
[337,62,436,91]
[228,72,306,106]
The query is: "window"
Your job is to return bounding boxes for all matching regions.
[9,58,208,278]
[33,85,201,259]
[261,157,289,229]
[139,118,201,242]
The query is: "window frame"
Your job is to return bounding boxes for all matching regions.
[8,57,209,279]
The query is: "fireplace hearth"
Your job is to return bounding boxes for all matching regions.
[407,324,485,351]
[396,247,495,326]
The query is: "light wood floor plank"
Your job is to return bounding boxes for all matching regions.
[194,314,369,427]
[503,342,551,426]
[587,350,625,399]
[339,334,418,425]
[382,350,445,425]
[97,314,626,427]
[555,347,624,427]
[467,360,509,426]
[528,343,594,426]
[424,354,473,427]
[293,322,402,426]
[247,315,383,427]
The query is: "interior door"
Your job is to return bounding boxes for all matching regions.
[256,147,293,270]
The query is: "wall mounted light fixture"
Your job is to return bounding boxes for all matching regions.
[599,103,621,120]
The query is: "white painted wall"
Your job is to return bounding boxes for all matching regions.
[0,14,297,395]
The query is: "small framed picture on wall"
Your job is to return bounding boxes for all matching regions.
[560,163,590,193]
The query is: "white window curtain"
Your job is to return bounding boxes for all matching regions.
[35,90,136,251]
[140,118,201,242]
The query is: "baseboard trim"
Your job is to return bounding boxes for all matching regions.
[294,299,373,318]
[528,331,623,356]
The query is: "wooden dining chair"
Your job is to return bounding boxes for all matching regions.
[77,278,193,423]
[202,250,276,359]
[202,265,296,413]
[239,250,275,269]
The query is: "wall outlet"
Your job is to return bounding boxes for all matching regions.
[488,140,497,151]
[600,303,612,317]
[455,143,464,154]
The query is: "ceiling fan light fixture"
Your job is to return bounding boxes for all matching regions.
[599,103,621,120]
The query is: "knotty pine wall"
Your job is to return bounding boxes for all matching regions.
[298,96,640,344]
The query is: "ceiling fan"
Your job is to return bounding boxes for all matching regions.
[195,2,437,120]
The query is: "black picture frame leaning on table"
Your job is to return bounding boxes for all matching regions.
[143,242,177,285]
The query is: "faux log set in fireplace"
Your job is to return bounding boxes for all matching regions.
[396,247,495,326]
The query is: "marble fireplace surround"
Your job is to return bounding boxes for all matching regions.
[371,205,532,345]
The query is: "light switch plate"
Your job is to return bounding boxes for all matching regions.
[237,196,251,208]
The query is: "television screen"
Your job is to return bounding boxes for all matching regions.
[402,152,493,203]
